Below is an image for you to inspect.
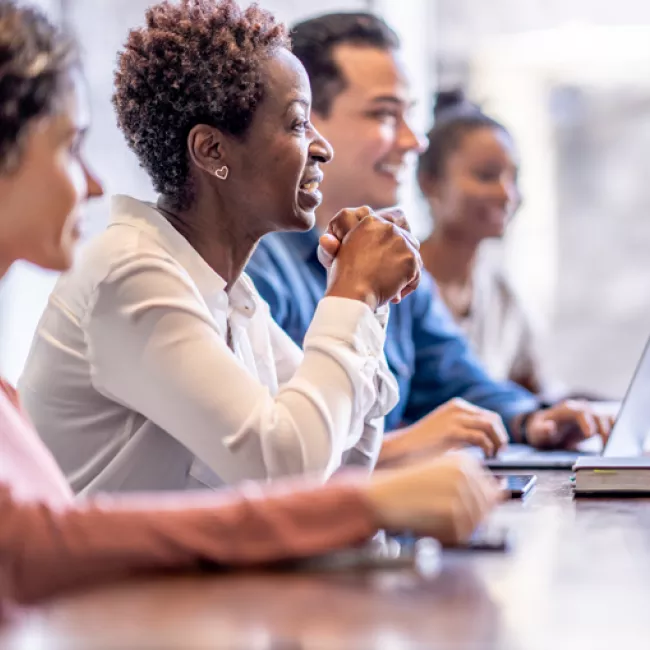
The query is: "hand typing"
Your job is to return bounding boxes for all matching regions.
[365,455,504,544]
[380,398,508,465]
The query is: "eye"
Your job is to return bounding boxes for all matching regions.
[474,168,501,183]
[68,132,85,156]
[367,109,399,125]
[292,119,310,133]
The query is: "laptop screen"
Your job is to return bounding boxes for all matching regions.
[603,336,650,457]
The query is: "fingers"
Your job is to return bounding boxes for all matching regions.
[366,456,502,544]
[317,233,340,269]
[452,460,503,542]
[327,206,418,249]
[390,234,422,303]
[454,407,508,457]
[327,206,371,242]
[595,414,614,445]
[376,207,420,250]
[530,400,609,449]
[574,408,598,441]
[456,429,496,458]
[377,206,411,232]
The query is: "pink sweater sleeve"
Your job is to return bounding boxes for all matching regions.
[0,477,377,605]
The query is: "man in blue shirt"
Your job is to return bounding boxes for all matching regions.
[247,12,612,453]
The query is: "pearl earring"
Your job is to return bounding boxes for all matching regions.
[214,166,229,180]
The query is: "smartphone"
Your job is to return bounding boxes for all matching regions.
[451,527,512,552]
[494,473,537,499]
[273,537,442,574]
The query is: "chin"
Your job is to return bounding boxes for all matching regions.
[49,240,76,272]
[369,190,400,212]
[280,207,316,233]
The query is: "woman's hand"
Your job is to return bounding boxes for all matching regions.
[379,398,508,465]
[363,455,504,545]
[323,206,422,310]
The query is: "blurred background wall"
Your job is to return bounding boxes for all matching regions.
[1,0,649,401]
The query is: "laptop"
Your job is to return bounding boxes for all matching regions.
[483,335,650,470]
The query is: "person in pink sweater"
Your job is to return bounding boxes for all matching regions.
[0,0,501,610]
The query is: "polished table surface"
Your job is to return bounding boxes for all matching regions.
[3,472,650,650]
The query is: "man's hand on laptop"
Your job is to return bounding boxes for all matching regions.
[518,400,615,449]
[378,398,508,466]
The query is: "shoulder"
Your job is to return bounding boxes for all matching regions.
[0,378,20,411]
[486,264,529,318]
[75,227,184,294]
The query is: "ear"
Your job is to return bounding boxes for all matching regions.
[187,124,226,177]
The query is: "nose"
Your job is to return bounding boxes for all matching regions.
[83,161,104,200]
[498,177,519,209]
[309,125,334,165]
[398,117,428,155]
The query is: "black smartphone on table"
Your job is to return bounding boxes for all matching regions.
[494,473,537,498]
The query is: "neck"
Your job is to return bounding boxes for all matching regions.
[421,226,480,287]
[0,239,16,281]
[314,194,342,233]
[157,193,264,290]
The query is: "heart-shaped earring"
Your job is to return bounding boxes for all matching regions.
[214,166,229,180]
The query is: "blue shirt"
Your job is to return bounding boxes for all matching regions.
[246,229,538,434]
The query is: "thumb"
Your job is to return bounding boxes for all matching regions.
[317,233,340,269]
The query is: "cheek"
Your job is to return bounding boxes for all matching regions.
[325,122,393,168]
[48,156,87,237]
[358,124,395,165]
[454,180,488,213]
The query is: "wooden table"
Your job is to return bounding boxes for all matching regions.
[3,472,650,649]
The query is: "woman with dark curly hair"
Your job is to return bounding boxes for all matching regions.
[0,1,501,608]
[19,0,423,493]
[417,91,545,395]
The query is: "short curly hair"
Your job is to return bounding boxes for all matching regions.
[0,0,77,173]
[113,0,290,210]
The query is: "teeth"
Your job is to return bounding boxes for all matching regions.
[301,181,320,192]
[378,164,404,177]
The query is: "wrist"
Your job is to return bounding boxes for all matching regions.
[362,472,400,530]
[326,279,378,311]
[512,410,538,444]
[377,428,412,467]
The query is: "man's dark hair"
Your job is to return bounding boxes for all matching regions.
[0,0,77,173]
[113,0,289,210]
[290,12,399,117]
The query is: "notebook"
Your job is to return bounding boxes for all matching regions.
[573,456,650,495]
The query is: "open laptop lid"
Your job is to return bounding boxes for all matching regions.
[603,335,650,457]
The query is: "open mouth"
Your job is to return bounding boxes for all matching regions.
[375,162,405,181]
[300,180,320,193]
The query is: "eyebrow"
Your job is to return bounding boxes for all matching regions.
[367,95,417,109]
[69,125,89,140]
[284,98,309,113]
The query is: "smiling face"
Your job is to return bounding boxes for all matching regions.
[423,125,521,242]
[0,72,103,272]
[213,48,333,234]
[310,45,426,221]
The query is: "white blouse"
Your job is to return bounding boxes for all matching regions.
[456,254,546,390]
[18,196,397,494]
